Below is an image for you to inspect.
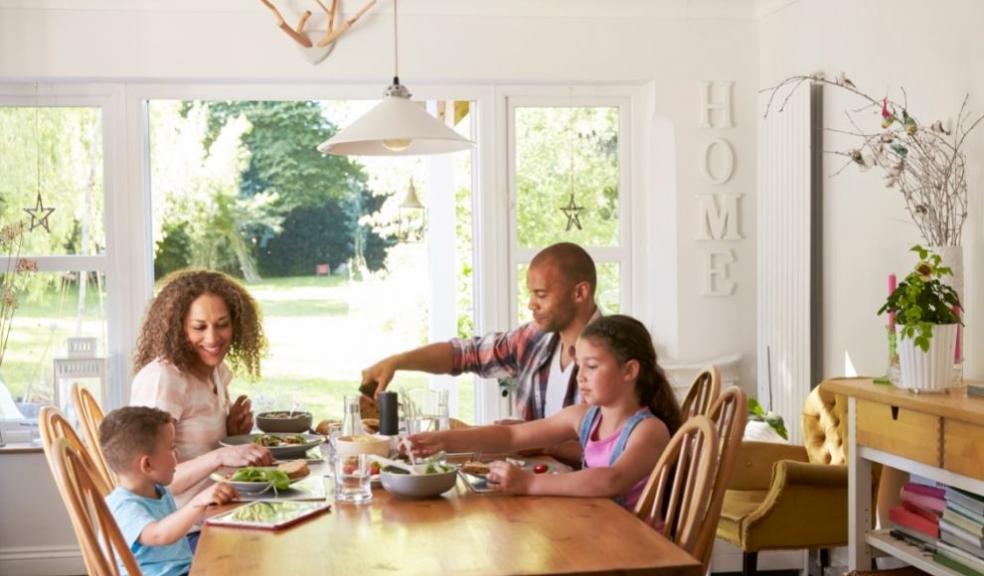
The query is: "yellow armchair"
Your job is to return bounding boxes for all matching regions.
[715,385,851,576]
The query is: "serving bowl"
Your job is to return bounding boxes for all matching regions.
[220,433,322,459]
[380,468,458,499]
[335,434,391,458]
[256,411,312,433]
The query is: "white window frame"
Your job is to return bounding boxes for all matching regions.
[491,85,650,420]
[0,83,130,409]
[121,83,502,420]
[0,81,652,425]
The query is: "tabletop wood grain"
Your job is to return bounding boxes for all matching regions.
[191,475,701,576]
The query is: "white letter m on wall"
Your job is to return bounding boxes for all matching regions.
[696,194,742,240]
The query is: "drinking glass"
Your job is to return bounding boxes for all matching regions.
[334,453,373,504]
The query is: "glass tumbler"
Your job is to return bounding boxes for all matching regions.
[334,453,373,504]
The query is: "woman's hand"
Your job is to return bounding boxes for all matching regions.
[226,395,254,436]
[216,443,273,468]
[487,461,532,494]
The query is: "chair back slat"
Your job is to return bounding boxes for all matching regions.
[48,438,142,576]
[635,416,718,554]
[71,383,117,490]
[680,366,722,419]
[40,406,112,496]
[692,387,749,572]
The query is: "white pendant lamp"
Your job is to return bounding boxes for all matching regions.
[318,0,474,156]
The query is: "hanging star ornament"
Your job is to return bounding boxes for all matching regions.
[24,192,55,233]
[560,193,584,232]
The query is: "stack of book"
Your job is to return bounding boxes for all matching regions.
[936,487,984,576]
[890,482,945,546]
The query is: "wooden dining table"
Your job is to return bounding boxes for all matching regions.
[191,469,702,576]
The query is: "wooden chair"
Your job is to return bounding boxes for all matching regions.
[71,383,116,490]
[692,386,748,573]
[680,366,721,419]
[635,415,719,555]
[39,406,112,496]
[47,437,142,576]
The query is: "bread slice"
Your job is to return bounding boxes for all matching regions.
[277,459,310,480]
[461,461,490,476]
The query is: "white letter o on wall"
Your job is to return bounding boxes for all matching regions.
[700,138,735,184]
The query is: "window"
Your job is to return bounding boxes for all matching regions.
[508,96,632,321]
[146,98,478,422]
[0,98,113,428]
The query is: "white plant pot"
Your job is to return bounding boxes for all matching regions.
[895,324,958,392]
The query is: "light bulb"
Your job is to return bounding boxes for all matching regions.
[383,138,412,152]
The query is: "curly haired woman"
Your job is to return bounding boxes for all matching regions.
[131,269,274,509]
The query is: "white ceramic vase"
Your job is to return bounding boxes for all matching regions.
[895,324,958,392]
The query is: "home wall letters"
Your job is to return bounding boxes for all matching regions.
[697,81,743,296]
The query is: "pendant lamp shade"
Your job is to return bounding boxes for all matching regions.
[317,0,473,157]
[318,81,474,156]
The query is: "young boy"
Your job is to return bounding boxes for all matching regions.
[100,406,238,576]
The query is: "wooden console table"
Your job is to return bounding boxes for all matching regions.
[823,378,984,576]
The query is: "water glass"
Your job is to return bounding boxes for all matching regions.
[334,453,373,504]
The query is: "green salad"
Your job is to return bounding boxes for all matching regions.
[230,467,291,490]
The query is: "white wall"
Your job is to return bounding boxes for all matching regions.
[759,0,984,381]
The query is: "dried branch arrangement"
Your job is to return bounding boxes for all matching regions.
[764,72,984,246]
[260,0,377,49]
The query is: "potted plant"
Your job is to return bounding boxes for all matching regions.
[877,245,961,391]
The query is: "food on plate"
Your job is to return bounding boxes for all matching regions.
[229,467,291,491]
[277,459,310,480]
[253,433,308,447]
[460,461,490,476]
[532,463,549,474]
[425,463,454,474]
[260,411,309,419]
[369,460,382,476]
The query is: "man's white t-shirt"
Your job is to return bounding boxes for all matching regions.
[544,344,575,417]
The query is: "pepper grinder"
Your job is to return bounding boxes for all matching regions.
[378,391,399,436]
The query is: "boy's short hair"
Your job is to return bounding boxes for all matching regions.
[99,406,174,473]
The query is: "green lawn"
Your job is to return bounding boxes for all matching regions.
[1,274,476,423]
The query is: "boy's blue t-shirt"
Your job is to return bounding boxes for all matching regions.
[106,484,193,576]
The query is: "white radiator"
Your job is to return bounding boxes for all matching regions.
[756,83,822,445]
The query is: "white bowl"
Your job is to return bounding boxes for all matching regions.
[334,434,390,458]
[380,469,458,499]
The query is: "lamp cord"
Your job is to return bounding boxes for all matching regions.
[392,0,399,82]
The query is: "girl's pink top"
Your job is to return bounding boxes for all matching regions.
[582,414,649,511]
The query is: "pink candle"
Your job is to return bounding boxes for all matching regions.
[887,273,897,330]
[953,305,962,363]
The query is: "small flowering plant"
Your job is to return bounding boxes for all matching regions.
[1,221,38,371]
[877,245,961,352]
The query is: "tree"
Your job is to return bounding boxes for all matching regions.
[150,102,282,281]
[199,101,394,276]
